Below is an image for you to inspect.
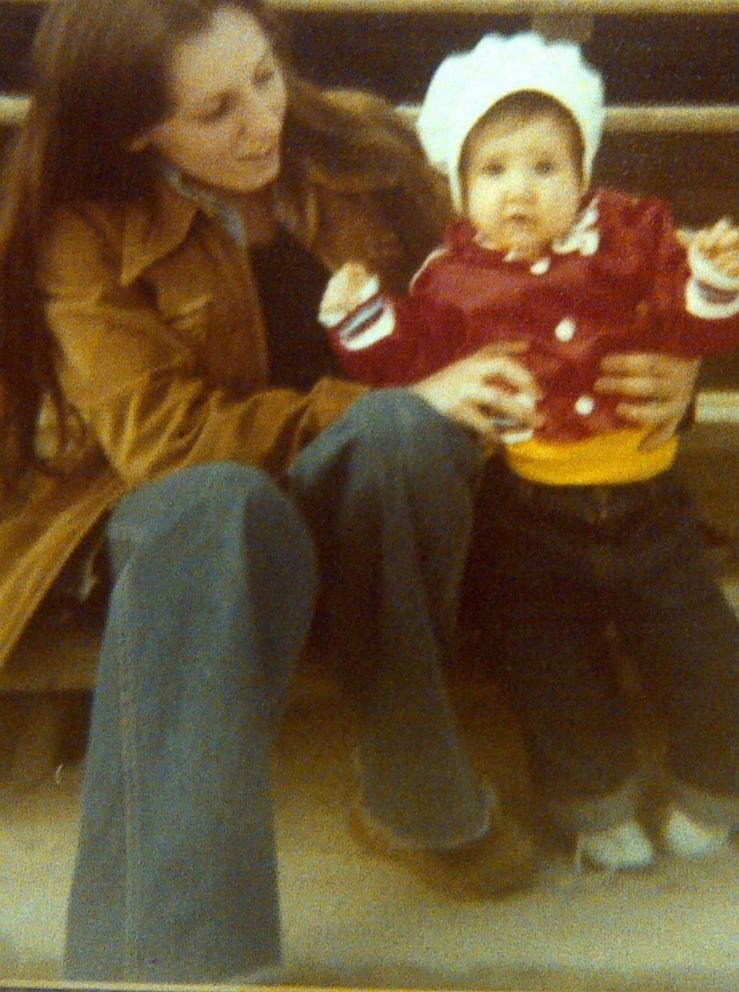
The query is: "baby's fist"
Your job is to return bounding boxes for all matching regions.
[319,262,378,327]
[693,218,739,279]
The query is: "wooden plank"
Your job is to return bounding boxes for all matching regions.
[3,0,739,12]
[3,90,738,132]
[396,102,739,133]
[605,104,739,133]
[696,391,739,424]
[264,1,739,13]
[0,93,29,128]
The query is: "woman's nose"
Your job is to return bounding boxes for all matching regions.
[239,92,282,143]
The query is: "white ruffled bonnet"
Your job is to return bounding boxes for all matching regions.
[416,32,606,211]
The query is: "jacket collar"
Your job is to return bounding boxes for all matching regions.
[119,159,401,287]
[120,180,200,287]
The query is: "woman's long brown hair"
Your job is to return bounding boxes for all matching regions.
[0,0,447,485]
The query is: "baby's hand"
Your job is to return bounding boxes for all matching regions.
[319,262,378,327]
[692,218,739,279]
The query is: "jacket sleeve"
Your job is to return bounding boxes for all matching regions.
[39,208,368,487]
[321,259,469,387]
[637,198,739,357]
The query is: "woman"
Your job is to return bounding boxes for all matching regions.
[0,0,699,983]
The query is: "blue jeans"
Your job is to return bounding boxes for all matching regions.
[469,461,739,833]
[64,391,491,983]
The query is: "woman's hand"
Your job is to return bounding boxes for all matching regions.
[595,352,701,450]
[410,342,542,440]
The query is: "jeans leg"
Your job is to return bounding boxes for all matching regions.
[472,473,639,834]
[617,496,739,827]
[500,613,639,832]
[64,462,318,983]
[288,390,492,848]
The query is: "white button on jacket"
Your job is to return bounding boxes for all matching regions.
[574,395,595,416]
[530,258,551,275]
[554,317,576,342]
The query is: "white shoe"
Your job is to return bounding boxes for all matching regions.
[576,819,655,872]
[662,806,731,859]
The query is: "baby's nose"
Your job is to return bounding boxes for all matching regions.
[506,170,533,197]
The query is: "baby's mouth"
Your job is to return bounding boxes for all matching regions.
[505,212,534,227]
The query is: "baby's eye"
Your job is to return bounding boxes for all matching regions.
[534,160,556,176]
[482,161,504,177]
[254,66,277,88]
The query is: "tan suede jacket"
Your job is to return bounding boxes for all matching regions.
[0,137,447,667]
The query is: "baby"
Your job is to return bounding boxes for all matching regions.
[319,33,738,872]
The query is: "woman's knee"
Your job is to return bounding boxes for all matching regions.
[101,463,317,700]
[108,461,313,576]
[340,389,481,474]
[342,389,439,449]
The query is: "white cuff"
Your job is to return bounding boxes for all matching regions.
[685,242,739,319]
[318,274,381,328]
[340,302,397,352]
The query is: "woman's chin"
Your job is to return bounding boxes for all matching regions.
[218,155,282,195]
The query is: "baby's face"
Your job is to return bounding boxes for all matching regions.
[463,110,585,260]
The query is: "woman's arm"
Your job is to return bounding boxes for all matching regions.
[594,352,701,451]
[39,205,369,486]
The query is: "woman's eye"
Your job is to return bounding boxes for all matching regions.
[483,162,503,177]
[535,160,556,176]
[198,97,231,123]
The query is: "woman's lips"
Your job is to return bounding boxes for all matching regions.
[239,145,278,163]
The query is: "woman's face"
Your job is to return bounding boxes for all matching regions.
[135,5,287,195]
